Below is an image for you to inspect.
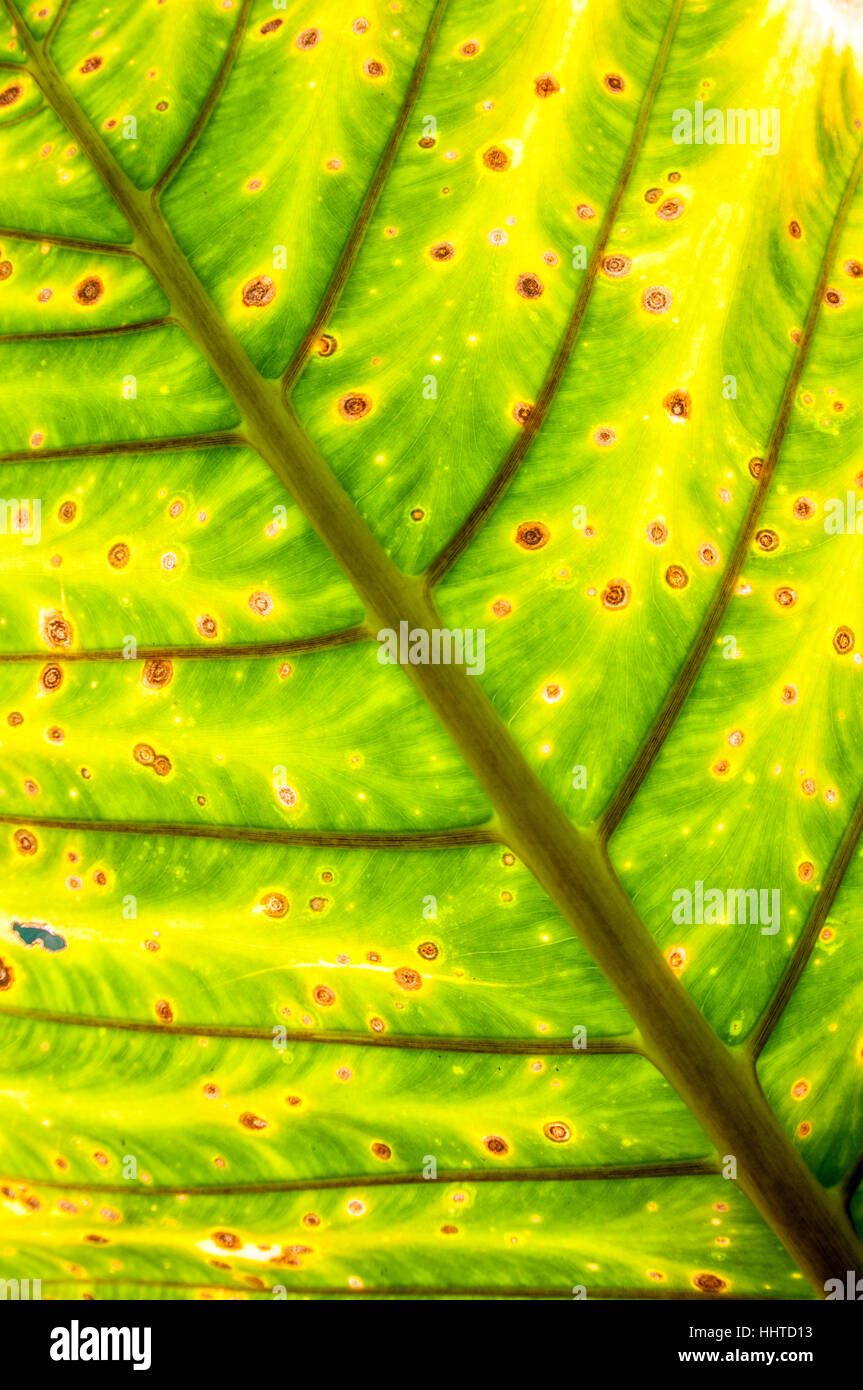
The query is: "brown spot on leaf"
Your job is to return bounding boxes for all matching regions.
[482,146,509,171]
[338,392,372,420]
[665,565,689,589]
[394,965,422,990]
[516,272,544,299]
[833,625,854,654]
[643,285,672,313]
[535,73,560,97]
[663,388,691,421]
[692,1272,728,1293]
[317,333,337,356]
[197,614,218,639]
[107,542,129,568]
[755,529,779,552]
[543,1122,571,1143]
[603,73,625,93]
[515,521,549,550]
[602,254,631,278]
[133,743,156,766]
[601,578,631,610]
[429,241,455,261]
[142,658,173,691]
[239,1112,268,1131]
[41,611,72,649]
[242,276,275,308]
[313,984,335,1006]
[79,56,103,74]
[0,84,23,108]
[0,959,13,991]
[155,999,173,1023]
[483,1134,509,1155]
[39,663,63,693]
[296,28,320,48]
[74,276,103,306]
[364,59,386,77]
[657,198,684,221]
[58,500,77,523]
[261,892,288,919]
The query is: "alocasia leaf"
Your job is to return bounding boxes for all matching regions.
[1,0,863,1304]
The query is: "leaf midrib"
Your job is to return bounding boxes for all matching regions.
[7,0,863,1294]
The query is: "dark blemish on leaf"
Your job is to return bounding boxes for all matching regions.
[698,543,719,567]
[155,100,168,112]
[7,711,22,726]
[317,333,337,356]
[242,276,275,307]
[79,56,103,74]
[833,625,854,654]
[240,1112,268,1130]
[14,828,37,855]
[602,254,631,278]
[313,984,335,1006]
[657,198,684,221]
[296,28,320,48]
[664,388,691,421]
[0,84,23,108]
[460,40,479,56]
[133,743,156,766]
[302,1211,321,1227]
[309,896,328,911]
[789,220,802,238]
[793,497,815,519]
[155,999,173,1023]
[248,590,273,614]
[781,684,798,704]
[512,402,533,425]
[418,135,435,148]
[0,261,12,280]
[825,287,844,306]
[643,285,672,313]
[261,892,288,918]
[775,587,797,607]
[594,427,616,447]
[39,663,62,693]
[338,392,371,420]
[575,203,595,220]
[603,73,625,93]
[755,529,779,552]
[107,542,129,568]
[41,611,72,648]
[197,614,217,639]
[647,521,668,545]
[492,599,512,618]
[394,965,422,990]
[142,658,173,691]
[213,1230,241,1248]
[370,1016,385,1032]
[692,1273,728,1293]
[798,862,814,883]
[644,187,662,203]
[535,73,560,97]
[430,241,455,261]
[364,59,386,77]
[516,272,543,299]
[515,521,549,550]
[58,500,77,523]
[0,959,13,991]
[749,457,763,478]
[543,1121,571,1142]
[483,1134,509,1155]
[844,258,862,278]
[410,507,425,521]
[260,18,283,34]
[483,146,509,171]
[665,564,688,589]
[153,755,171,776]
[667,171,681,182]
[601,579,631,610]
[418,941,438,960]
[371,1141,392,1159]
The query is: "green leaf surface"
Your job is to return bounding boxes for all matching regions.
[1,0,863,1302]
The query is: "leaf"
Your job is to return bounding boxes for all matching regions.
[0,0,862,1303]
